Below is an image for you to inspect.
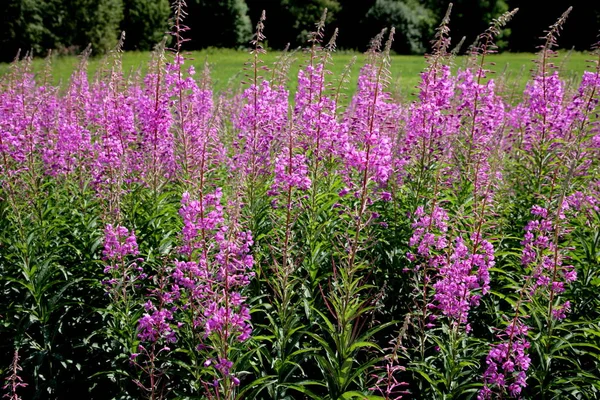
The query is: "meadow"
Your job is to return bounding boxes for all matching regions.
[1,7,600,400]
[0,48,591,101]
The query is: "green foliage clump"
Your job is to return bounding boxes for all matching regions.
[187,0,252,48]
[62,0,125,54]
[281,0,341,42]
[426,0,511,49]
[121,0,170,51]
[0,0,124,60]
[0,0,63,61]
[366,0,436,54]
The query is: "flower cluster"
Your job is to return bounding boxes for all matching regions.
[179,189,225,257]
[233,81,289,178]
[407,205,450,265]
[342,63,401,198]
[294,63,345,160]
[408,206,494,330]
[432,235,493,331]
[103,224,140,262]
[404,64,457,158]
[507,69,600,154]
[138,300,177,343]
[131,189,254,386]
[102,224,145,290]
[269,149,312,198]
[522,205,577,308]
[480,320,531,399]
[2,350,27,400]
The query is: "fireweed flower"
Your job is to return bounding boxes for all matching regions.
[480,319,531,399]
[103,224,140,262]
[455,69,505,141]
[521,204,576,315]
[407,205,449,327]
[407,205,450,263]
[203,300,252,342]
[294,63,346,160]
[403,64,458,165]
[505,67,600,173]
[214,228,254,288]
[294,63,326,112]
[132,68,176,182]
[91,83,138,201]
[0,91,26,174]
[481,202,578,399]
[0,69,46,178]
[406,69,501,332]
[507,71,588,152]
[137,302,177,343]
[432,235,493,331]
[102,224,145,290]
[41,119,92,177]
[179,189,225,258]
[166,62,224,182]
[454,68,505,199]
[408,206,493,330]
[33,62,95,179]
[133,191,254,383]
[522,72,566,148]
[341,64,401,198]
[578,71,600,149]
[66,60,93,124]
[233,81,288,178]
[169,190,254,381]
[269,148,312,198]
[34,90,67,176]
[38,61,95,177]
[566,189,599,214]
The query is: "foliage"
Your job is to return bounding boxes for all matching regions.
[187,0,253,48]
[121,0,171,51]
[0,0,124,60]
[62,0,125,54]
[365,0,436,54]
[0,0,64,61]
[426,0,511,49]
[1,5,600,400]
[1,0,599,59]
[280,0,341,43]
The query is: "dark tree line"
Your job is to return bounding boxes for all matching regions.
[0,0,252,62]
[1,0,599,62]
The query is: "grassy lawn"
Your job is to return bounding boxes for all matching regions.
[0,48,593,101]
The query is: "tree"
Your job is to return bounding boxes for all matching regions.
[280,0,341,44]
[0,0,124,60]
[121,0,170,51]
[60,0,124,54]
[335,0,376,50]
[186,0,252,49]
[425,0,510,52]
[0,0,64,61]
[365,0,436,54]
[507,0,600,52]
[245,0,341,49]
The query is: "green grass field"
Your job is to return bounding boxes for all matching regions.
[0,48,594,101]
